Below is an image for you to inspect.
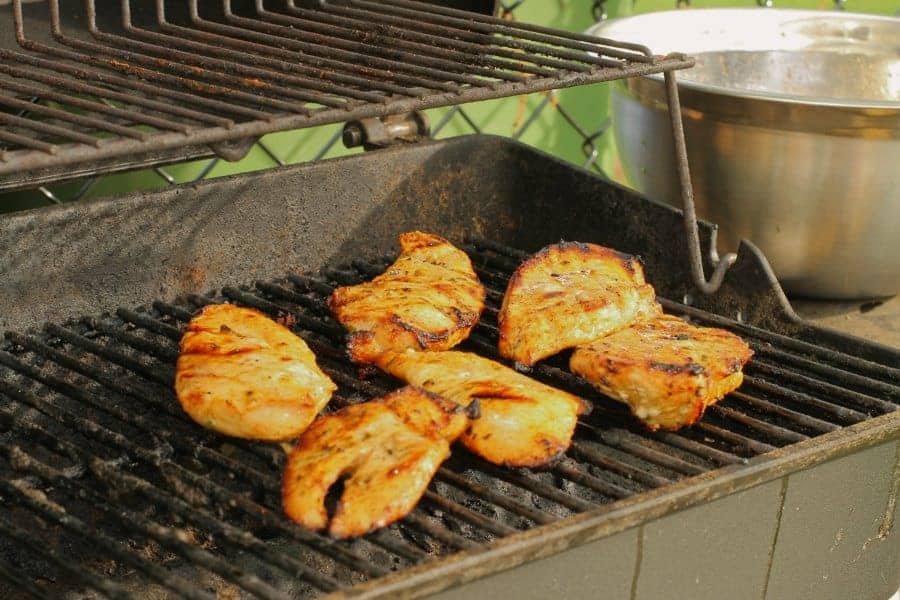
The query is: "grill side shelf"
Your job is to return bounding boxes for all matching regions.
[0,0,692,188]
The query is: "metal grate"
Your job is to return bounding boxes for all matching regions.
[0,0,692,189]
[1,239,896,598]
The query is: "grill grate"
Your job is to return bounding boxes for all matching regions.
[0,0,692,190]
[0,239,896,598]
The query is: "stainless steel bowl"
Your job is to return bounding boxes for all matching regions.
[588,10,900,299]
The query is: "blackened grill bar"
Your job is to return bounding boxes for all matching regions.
[0,0,693,188]
[1,239,896,598]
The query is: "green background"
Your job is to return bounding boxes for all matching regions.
[2,0,897,211]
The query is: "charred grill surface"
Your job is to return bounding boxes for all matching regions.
[0,239,897,598]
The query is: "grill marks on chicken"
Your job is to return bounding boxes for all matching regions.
[570,315,753,431]
[281,387,468,538]
[329,232,486,364]
[175,304,336,441]
[498,242,662,366]
[328,234,594,466]
[498,241,753,431]
[378,351,590,467]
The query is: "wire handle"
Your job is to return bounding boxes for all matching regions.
[663,67,737,295]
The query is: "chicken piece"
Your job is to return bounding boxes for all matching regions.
[498,242,662,366]
[570,315,753,431]
[328,232,485,364]
[381,386,471,443]
[281,386,468,538]
[175,304,336,440]
[378,351,590,467]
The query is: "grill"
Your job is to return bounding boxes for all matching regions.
[2,236,895,599]
[1,134,898,599]
[2,2,899,598]
[0,0,691,190]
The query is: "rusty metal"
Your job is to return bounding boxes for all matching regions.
[80,0,357,108]
[0,93,147,141]
[416,0,499,15]
[149,4,426,98]
[370,0,656,60]
[227,0,552,80]
[282,0,621,71]
[664,69,738,294]
[0,0,693,189]
[0,110,101,148]
[0,56,228,130]
[343,112,431,149]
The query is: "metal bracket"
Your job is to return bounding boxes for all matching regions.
[208,137,258,162]
[663,66,737,295]
[342,112,431,151]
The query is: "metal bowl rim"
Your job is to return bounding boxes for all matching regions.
[588,9,900,111]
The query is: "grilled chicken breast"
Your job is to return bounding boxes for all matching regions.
[282,386,468,538]
[498,242,662,366]
[378,351,590,467]
[328,232,486,364]
[570,315,753,431]
[175,304,336,440]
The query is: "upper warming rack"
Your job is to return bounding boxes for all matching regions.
[0,0,693,190]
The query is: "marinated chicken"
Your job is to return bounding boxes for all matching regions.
[175,304,336,440]
[328,232,486,364]
[498,242,662,366]
[378,350,590,467]
[570,315,753,431]
[282,386,468,538]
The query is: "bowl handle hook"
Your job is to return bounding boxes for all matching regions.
[663,65,737,295]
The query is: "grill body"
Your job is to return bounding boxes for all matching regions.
[0,136,897,599]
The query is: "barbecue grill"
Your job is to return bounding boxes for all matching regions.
[1,3,898,600]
